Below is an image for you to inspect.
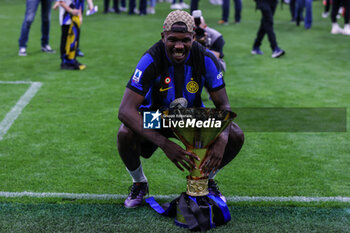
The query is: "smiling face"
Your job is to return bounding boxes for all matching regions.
[161,24,194,64]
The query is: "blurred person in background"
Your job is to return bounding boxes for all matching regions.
[77,0,95,57]
[190,0,199,13]
[193,11,226,71]
[251,0,285,58]
[330,0,350,34]
[18,0,56,56]
[218,0,242,24]
[54,0,86,70]
[129,0,147,15]
[289,0,296,21]
[104,0,120,13]
[120,0,127,12]
[53,0,94,58]
[322,0,331,18]
[294,0,312,29]
[210,0,223,5]
[147,0,156,14]
[170,0,189,9]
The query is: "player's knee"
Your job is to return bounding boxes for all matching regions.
[219,125,244,168]
[117,125,134,146]
[235,129,244,148]
[230,123,244,148]
[25,19,34,26]
[25,14,35,25]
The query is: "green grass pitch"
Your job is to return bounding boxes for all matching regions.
[0,0,349,231]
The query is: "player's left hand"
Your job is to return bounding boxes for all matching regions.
[199,133,228,175]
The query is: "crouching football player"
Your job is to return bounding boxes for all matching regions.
[117,10,244,208]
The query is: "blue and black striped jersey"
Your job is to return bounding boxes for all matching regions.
[127,41,225,111]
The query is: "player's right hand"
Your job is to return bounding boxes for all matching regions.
[161,141,200,172]
[71,9,80,16]
[52,2,60,10]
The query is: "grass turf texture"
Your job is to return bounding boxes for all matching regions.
[0,0,350,231]
[0,203,349,232]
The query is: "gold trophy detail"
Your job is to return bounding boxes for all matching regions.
[162,108,236,196]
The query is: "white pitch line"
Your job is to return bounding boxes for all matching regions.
[0,81,35,85]
[0,81,42,141]
[225,196,350,203]
[1,191,350,203]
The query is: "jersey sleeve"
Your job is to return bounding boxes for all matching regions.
[126,53,155,96]
[204,51,225,92]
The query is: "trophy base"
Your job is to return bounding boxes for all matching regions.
[186,176,209,196]
[175,198,214,228]
[146,193,231,231]
[172,193,230,230]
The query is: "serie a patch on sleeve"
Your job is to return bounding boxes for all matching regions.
[132,68,143,89]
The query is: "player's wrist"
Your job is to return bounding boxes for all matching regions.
[216,130,229,144]
[157,136,169,150]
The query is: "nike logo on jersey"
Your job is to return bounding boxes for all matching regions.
[159,87,173,92]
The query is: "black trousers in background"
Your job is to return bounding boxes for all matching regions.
[253,0,278,51]
[60,23,80,63]
[60,25,70,60]
[104,0,119,13]
[331,0,350,24]
[128,0,147,14]
[190,0,199,14]
[324,0,330,13]
[289,0,296,20]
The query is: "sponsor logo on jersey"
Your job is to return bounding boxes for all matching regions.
[217,71,223,80]
[159,86,173,92]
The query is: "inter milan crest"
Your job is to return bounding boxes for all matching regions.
[186,78,199,93]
